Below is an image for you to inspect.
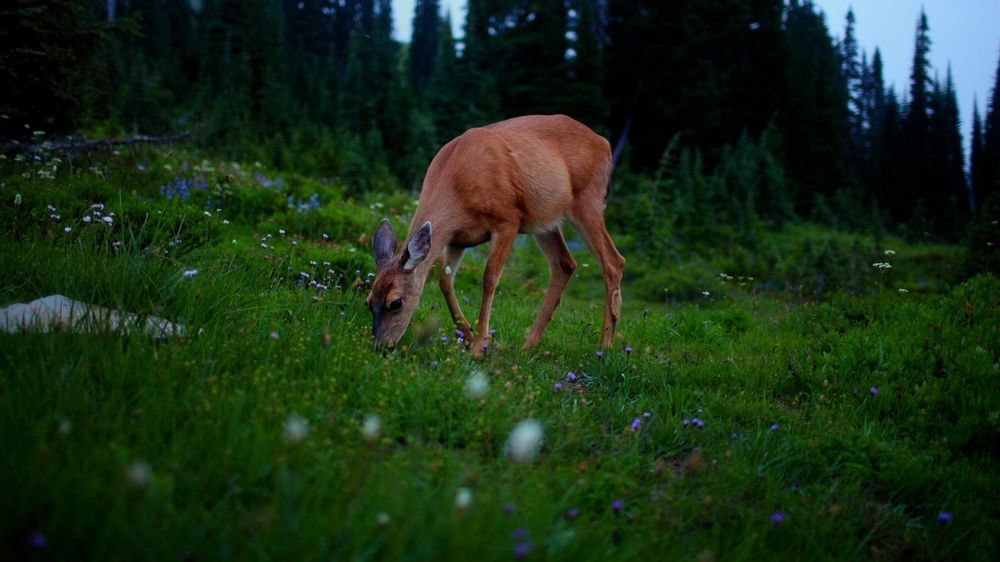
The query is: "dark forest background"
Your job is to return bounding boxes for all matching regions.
[3,0,1000,246]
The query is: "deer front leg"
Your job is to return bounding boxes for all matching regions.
[471,228,517,358]
[438,245,472,337]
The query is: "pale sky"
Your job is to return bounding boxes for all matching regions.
[392,1,1000,157]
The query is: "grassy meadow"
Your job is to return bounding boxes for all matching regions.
[1,147,998,561]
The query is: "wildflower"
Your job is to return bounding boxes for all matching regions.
[456,336,465,345]
[511,528,529,541]
[937,511,952,523]
[625,345,633,354]
[611,500,623,513]
[770,423,780,432]
[872,262,892,270]
[565,371,577,383]
[222,219,230,225]
[564,507,580,521]
[376,512,391,525]
[183,269,198,278]
[440,335,448,343]
[28,532,46,549]
[898,288,909,294]
[595,350,603,358]
[506,419,543,463]
[203,211,212,217]
[278,229,286,235]
[630,418,642,432]
[269,331,279,340]
[83,215,92,223]
[283,414,309,443]
[513,541,534,560]
[884,249,896,256]
[63,226,71,233]
[869,386,878,396]
[643,411,651,419]
[702,291,710,296]
[464,371,489,399]
[126,460,152,488]
[503,502,516,514]
[454,487,473,510]
[361,414,381,441]
[322,233,329,240]
[101,216,113,224]
[554,382,563,391]
[682,419,691,427]
[14,193,21,205]
[770,511,784,525]
[692,417,705,429]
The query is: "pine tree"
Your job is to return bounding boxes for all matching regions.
[840,8,863,151]
[897,9,934,222]
[409,0,440,102]
[983,48,1000,207]
[971,99,986,208]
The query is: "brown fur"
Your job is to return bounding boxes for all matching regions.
[367,114,625,356]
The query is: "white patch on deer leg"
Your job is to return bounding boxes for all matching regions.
[445,265,453,275]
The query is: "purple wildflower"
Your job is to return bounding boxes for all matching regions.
[101,216,113,224]
[692,417,705,429]
[565,371,577,383]
[937,511,952,523]
[625,345,633,354]
[513,541,534,560]
[440,336,448,343]
[455,329,465,338]
[28,531,46,549]
[869,386,878,395]
[630,418,642,432]
[564,508,580,521]
[595,350,603,358]
[643,411,651,419]
[457,336,465,345]
[554,382,563,391]
[770,511,784,525]
[770,423,780,432]
[611,499,623,513]
[682,419,691,427]
[511,528,529,541]
[503,502,516,515]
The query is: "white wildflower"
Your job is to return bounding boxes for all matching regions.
[361,414,381,441]
[464,371,489,399]
[505,419,543,463]
[283,414,309,443]
[126,460,152,488]
[376,512,391,525]
[454,487,473,510]
[183,269,198,278]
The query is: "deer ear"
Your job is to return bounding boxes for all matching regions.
[373,219,397,270]
[402,221,432,271]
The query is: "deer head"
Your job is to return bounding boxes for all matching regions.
[367,218,433,348]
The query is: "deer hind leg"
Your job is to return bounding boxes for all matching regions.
[569,199,625,349]
[471,227,518,358]
[438,244,471,337]
[522,228,576,350]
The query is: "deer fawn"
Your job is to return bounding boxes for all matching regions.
[367,114,625,357]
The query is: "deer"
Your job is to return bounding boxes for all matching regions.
[366,114,625,358]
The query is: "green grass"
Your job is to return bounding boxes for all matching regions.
[1,148,998,560]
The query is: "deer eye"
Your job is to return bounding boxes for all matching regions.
[388,298,403,312]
